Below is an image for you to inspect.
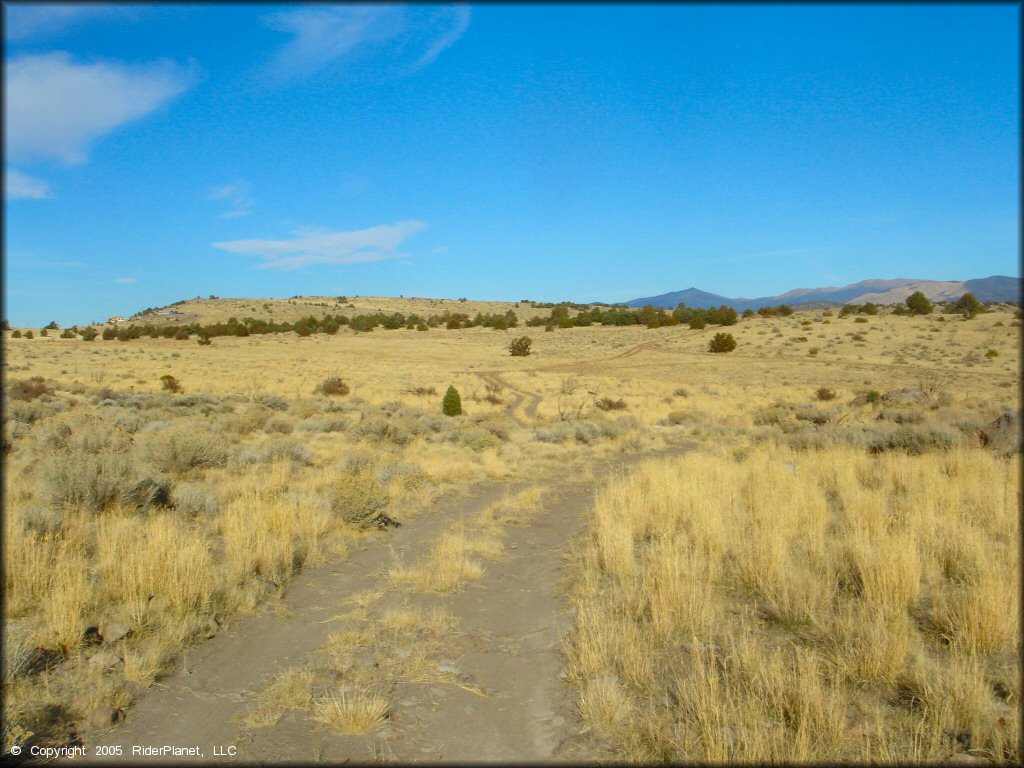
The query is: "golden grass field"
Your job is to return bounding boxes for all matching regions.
[2,297,1020,760]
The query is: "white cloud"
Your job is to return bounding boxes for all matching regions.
[114,277,137,284]
[260,5,470,83]
[5,52,195,165]
[209,181,254,219]
[413,5,471,70]
[4,5,136,42]
[6,168,51,199]
[213,221,427,270]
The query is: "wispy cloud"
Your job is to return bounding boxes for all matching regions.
[208,181,255,218]
[5,52,196,165]
[4,5,139,42]
[114,277,137,284]
[260,5,470,84]
[5,168,51,199]
[413,5,471,70]
[213,221,427,270]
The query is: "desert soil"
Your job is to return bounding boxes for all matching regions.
[90,452,675,763]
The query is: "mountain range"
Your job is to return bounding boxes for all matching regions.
[623,275,1021,310]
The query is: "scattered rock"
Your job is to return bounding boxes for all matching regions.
[883,388,924,404]
[203,617,221,639]
[395,648,411,659]
[436,662,460,675]
[850,395,869,407]
[399,699,417,707]
[311,669,342,688]
[947,753,990,764]
[89,707,125,729]
[550,715,565,727]
[979,411,1021,456]
[89,651,124,669]
[98,623,129,643]
[845,705,876,738]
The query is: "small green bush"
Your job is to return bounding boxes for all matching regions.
[508,336,533,356]
[985,349,999,358]
[442,385,463,416]
[866,390,881,403]
[24,331,34,339]
[708,332,736,353]
[906,291,933,315]
[11,330,22,338]
[854,317,868,324]
[160,374,183,393]
[689,316,706,330]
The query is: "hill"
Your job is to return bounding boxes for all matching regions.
[624,275,1020,309]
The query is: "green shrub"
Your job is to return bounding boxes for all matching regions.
[197,335,212,345]
[442,385,463,416]
[508,336,533,356]
[906,291,933,315]
[80,327,98,341]
[854,317,868,324]
[708,332,736,353]
[815,387,837,401]
[11,330,22,338]
[24,331,34,339]
[689,316,706,330]
[866,390,881,403]
[985,349,999,358]
[160,374,183,394]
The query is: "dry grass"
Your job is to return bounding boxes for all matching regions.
[387,489,543,592]
[2,303,1019,751]
[311,688,390,735]
[565,443,1020,762]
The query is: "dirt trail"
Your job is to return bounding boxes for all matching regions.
[87,452,672,764]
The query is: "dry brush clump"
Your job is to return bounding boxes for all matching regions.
[565,443,1019,762]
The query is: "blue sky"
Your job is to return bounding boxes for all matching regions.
[4,2,1019,327]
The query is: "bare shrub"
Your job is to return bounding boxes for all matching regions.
[405,385,437,397]
[160,375,183,393]
[316,375,350,396]
[595,397,627,411]
[263,414,295,434]
[139,426,229,474]
[36,451,170,512]
[327,474,396,529]
[8,377,51,401]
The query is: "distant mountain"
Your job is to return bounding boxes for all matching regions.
[964,275,1023,303]
[623,276,1021,310]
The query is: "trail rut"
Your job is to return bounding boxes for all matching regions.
[88,451,682,763]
